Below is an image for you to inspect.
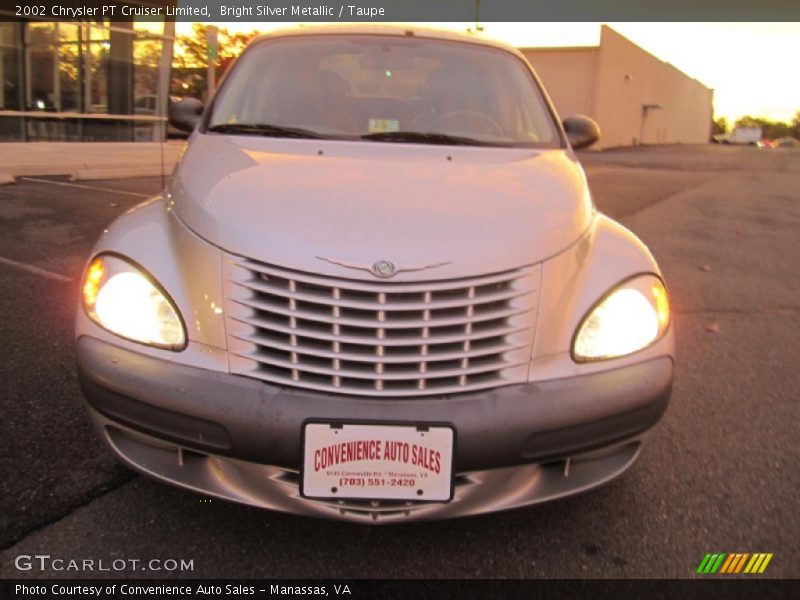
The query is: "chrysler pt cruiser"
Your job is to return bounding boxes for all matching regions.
[76,26,674,522]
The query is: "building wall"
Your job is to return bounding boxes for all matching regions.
[519,47,597,120]
[592,26,713,149]
[522,26,713,149]
[0,21,173,142]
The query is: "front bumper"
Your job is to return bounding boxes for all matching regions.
[77,335,673,521]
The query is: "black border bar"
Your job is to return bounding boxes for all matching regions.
[1,0,800,22]
[2,579,799,600]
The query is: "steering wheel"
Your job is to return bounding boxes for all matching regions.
[424,110,504,137]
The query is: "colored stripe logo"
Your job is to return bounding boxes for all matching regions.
[697,553,773,574]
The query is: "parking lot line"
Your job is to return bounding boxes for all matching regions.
[0,255,73,282]
[20,176,152,198]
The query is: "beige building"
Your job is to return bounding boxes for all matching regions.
[521,26,714,149]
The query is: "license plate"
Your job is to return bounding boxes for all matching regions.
[302,422,454,501]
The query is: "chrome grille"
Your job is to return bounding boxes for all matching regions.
[223,256,541,397]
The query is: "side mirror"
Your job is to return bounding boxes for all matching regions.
[563,115,600,150]
[169,98,205,133]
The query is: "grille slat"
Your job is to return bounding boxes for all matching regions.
[231,334,522,364]
[237,259,529,293]
[231,351,519,381]
[224,256,541,398]
[230,314,531,346]
[230,277,532,312]
[229,295,529,329]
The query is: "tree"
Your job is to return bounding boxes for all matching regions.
[171,24,260,99]
[711,117,728,136]
[733,115,795,141]
[173,24,259,69]
[734,115,765,130]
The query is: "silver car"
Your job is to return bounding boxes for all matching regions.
[76,26,674,523]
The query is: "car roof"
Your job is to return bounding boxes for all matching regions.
[250,24,527,60]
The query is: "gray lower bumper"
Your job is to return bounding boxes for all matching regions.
[77,336,672,472]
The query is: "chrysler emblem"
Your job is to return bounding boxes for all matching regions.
[371,260,397,278]
[316,256,451,278]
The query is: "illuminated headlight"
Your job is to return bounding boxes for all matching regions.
[572,274,670,362]
[81,255,186,350]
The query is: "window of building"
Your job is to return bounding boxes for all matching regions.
[3,19,172,141]
[0,23,22,111]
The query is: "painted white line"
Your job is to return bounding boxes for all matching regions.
[0,256,74,282]
[20,176,152,198]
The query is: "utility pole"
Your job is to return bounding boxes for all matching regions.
[205,25,219,100]
[156,19,175,142]
[474,0,484,32]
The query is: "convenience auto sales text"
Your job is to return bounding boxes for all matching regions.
[314,440,442,473]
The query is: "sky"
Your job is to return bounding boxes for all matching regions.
[183,22,800,124]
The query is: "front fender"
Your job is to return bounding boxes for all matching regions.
[75,195,228,371]
[530,214,675,381]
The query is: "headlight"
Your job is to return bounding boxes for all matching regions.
[572,274,670,362]
[81,254,186,350]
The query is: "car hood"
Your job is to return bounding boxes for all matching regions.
[171,134,593,281]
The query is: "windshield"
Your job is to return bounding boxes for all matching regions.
[207,34,560,147]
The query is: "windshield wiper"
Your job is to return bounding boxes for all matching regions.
[207,122,326,139]
[360,131,505,146]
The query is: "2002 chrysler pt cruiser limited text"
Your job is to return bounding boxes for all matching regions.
[76,26,674,522]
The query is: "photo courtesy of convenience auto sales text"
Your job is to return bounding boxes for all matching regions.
[12,584,351,596]
[76,25,674,523]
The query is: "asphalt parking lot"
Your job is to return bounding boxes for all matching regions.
[0,145,798,579]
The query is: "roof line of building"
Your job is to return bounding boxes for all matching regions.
[521,25,711,92]
[518,45,598,53]
[599,25,712,91]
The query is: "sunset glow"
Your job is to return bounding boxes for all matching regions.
[185,21,800,124]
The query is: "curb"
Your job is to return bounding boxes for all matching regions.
[69,165,175,181]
